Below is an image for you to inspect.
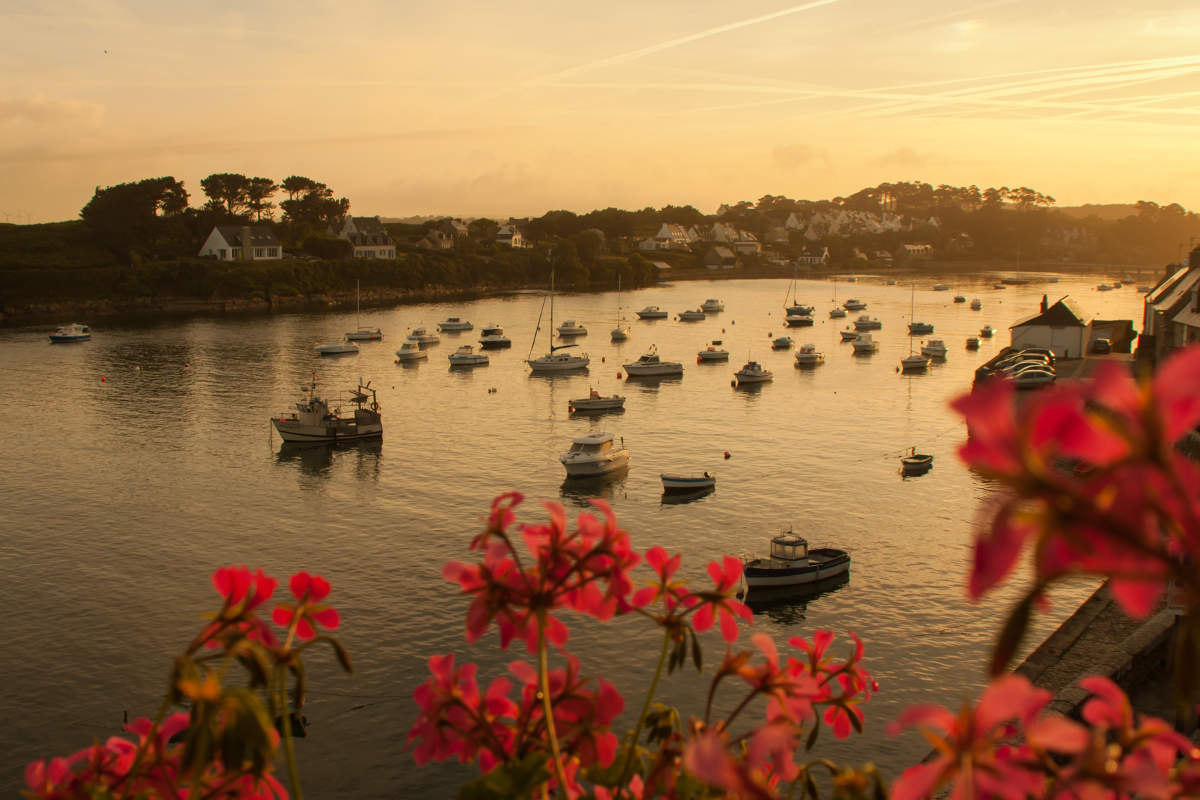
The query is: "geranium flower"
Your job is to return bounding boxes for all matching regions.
[692,556,752,642]
[272,571,340,640]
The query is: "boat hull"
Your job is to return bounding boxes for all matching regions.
[624,364,683,377]
[661,475,715,490]
[561,452,630,477]
[697,351,729,362]
[529,355,590,372]
[272,414,382,443]
[569,397,625,411]
[636,311,668,319]
[744,549,850,588]
[49,334,90,342]
[479,338,511,349]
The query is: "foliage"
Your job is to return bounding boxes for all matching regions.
[79,177,189,257]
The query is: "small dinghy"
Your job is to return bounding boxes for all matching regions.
[569,389,626,413]
[900,447,933,476]
[660,472,716,491]
[742,531,850,590]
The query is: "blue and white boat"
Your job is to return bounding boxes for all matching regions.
[49,323,91,343]
[742,531,850,589]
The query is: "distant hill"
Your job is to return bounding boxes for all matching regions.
[1057,204,1139,221]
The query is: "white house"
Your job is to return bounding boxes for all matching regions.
[901,243,933,258]
[654,223,691,250]
[198,226,282,261]
[1142,264,1200,363]
[496,224,528,248]
[795,246,830,266]
[331,216,396,259]
[1010,296,1089,358]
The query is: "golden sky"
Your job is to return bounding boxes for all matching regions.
[3,0,1199,223]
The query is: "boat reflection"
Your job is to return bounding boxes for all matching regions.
[569,406,626,418]
[559,466,630,506]
[740,572,850,622]
[275,438,382,477]
[660,486,715,505]
[624,374,683,392]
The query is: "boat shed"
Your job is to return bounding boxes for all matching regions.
[1010,295,1088,359]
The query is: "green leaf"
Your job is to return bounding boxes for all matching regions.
[990,587,1036,677]
[457,752,549,800]
[690,628,703,672]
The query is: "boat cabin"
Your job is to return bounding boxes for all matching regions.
[770,532,809,563]
[567,433,615,454]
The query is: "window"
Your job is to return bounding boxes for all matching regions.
[231,247,241,259]
[218,249,226,259]
[255,247,265,258]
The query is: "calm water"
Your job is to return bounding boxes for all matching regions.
[0,271,1146,795]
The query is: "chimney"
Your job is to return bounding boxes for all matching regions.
[1040,294,1048,313]
[241,226,252,261]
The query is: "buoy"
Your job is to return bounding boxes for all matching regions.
[730,379,737,387]
[696,356,702,363]
[722,328,725,333]
[568,404,575,412]
[184,362,189,367]
[100,376,106,382]
[724,451,732,459]
[617,372,622,379]
[602,356,605,362]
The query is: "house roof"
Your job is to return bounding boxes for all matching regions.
[352,216,387,235]
[1146,266,1189,304]
[1010,296,1087,328]
[215,225,281,247]
[1172,309,1200,328]
[709,246,735,259]
[1149,268,1200,313]
[651,261,671,270]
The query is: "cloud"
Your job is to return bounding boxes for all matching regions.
[773,144,830,170]
[871,147,926,169]
[0,94,104,127]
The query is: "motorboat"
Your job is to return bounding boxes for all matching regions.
[784,311,814,327]
[851,333,878,354]
[772,336,794,350]
[624,347,684,377]
[636,306,669,319]
[966,337,981,350]
[970,298,983,310]
[697,340,730,362]
[272,377,382,443]
[908,321,934,335]
[478,324,511,349]
[794,344,824,366]
[395,341,428,362]
[954,295,966,303]
[742,531,850,590]
[734,361,773,384]
[569,389,626,412]
[932,284,950,291]
[853,315,882,331]
[839,328,859,342]
[438,317,473,332]
[528,272,589,373]
[900,448,933,475]
[900,353,929,372]
[49,323,91,343]
[842,298,867,310]
[557,320,587,336]
[448,345,489,367]
[1097,284,1113,291]
[701,299,725,312]
[829,307,846,319]
[346,282,383,340]
[560,431,630,477]
[661,473,716,491]
[980,325,995,338]
[921,339,948,359]
[407,327,441,345]
[315,340,359,355]
[678,309,706,321]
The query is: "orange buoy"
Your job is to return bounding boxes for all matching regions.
[617,372,623,379]
[724,451,732,459]
[602,356,605,362]
[696,356,702,363]
[100,376,107,382]
[184,362,189,367]
[568,404,575,412]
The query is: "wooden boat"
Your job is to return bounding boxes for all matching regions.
[661,473,716,491]
[569,390,625,412]
[742,531,850,589]
[900,448,933,475]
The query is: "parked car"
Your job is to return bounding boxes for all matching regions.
[1092,338,1112,354]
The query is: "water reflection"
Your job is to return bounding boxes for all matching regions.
[559,466,630,505]
[660,487,715,505]
[743,573,851,623]
[624,375,683,392]
[275,439,383,478]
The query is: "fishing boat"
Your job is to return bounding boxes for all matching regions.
[315,340,359,355]
[772,336,794,350]
[438,317,473,332]
[636,306,669,319]
[842,298,867,311]
[678,309,706,321]
[921,339,948,359]
[970,298,983,310]
[478,324,511,349]
[49,323,91,343]
[851,333,878,354]
[271,377,382,443]
[839,328,859,342]
[611,277,631,341]
[900,353,929,372]
[954,295,966,303]
[661,473,716,491]
[980,325,995,338]
[557,320,587,337]
[900,448,933,475]
[742,531,850,589]
[697,340,730,362]
[346,281,383,341]
[394,341,428,362]
[853,315,882,331]
[785,310,814,327]
[407,327,440,346]
[560,432,629,477]
[701,298,725,312]
[528,272,589,373]
[623,346,684,377]
[794,344,824,366]
[448,345,489,367]
[965,337,981,350]
[734,361,773,384]
[568,389,626,412]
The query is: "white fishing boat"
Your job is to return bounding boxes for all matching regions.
[438,317,473,332]
[851,333,878,354]
[908,321,934,335]
[900,448,933,475]
[528,273,589,373]
[271,377,382,443]
[734,361,773,384]
[478,324,511,349]
[901,353,929,372]
[853,315,882,331]
[346,281,383,341]
[697,340,730,362]
[785,311,814,327]
[557,320,587,337]
[407,327,441,345]
[568,389,626,412]
[842,298,867,310]
[49,323,91,343]
[970,298,983,310]
[678,309,706,321]
[623,346,684,377]
[772,336,794,350]
[921,339,948,359]
[636,306,668,319]
[315,340,359,355]
[794,344,824,366]
[612,277,631,341]
[701,298,725,312]
[839,328,859,342]
[394,341,428,361]
[448,345,489,367]
[560,431,629,477]
[661,473,716,491]
[742,531,850,589]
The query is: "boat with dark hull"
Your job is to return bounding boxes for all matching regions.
[742,531,850,590]
[271,377,382,443]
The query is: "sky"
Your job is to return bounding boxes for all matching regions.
[2,0,1199,223]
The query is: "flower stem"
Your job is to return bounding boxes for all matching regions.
[278,668,305,800]
[537,613,570,794]
[617,627,671,791]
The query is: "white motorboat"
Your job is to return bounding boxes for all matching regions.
[772,336,794,350]
[569,389,626,412]
[851,333,878,354]
[560,431,630,477]
[49,323,91,343]
[438,317,473,332]
[698,340,730,362]
[970,298,983,310]
[785,311,814,327]
[966,337,981,350]
[636,306,668,319]
[407,327,441,345]
[272,377,382,443]
[701,298,725,312]
[735,361,773,384]
[528,272,589,373]
[315,340,359,355]
[932,284,950,291]
[829,307,846,319]
[395,341,428,362]
[839,328,859,342]
[954,295,966,303]
[557,320,587,337]
[842,298,867,310]
[678,309,706,321]
[980,325,995,338]
[448,345,489,367]
[900,353,930,372]
[794,344,824,366]
[661,473,716,491]
[853,315,882,330]
[346,281,383,341]
[623,347,684,377]
[900,448,934,475]
[921,339,948,359]
[742,531,850,589]
[478,324,511,349]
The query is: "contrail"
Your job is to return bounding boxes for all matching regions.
[528,0,842,84]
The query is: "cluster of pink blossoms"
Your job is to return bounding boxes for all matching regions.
[25,566,347,800]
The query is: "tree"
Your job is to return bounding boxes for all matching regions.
[281,175,321,202]
[279,178,348,233]
[468,218,500,243]
[80,176,190,257]
[200,173,252,217]
[245,177,279,221]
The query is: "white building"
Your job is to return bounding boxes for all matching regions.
[1009,296,1089,359]
[198,226,282,261]
[496,224,528,248]
[331,216,396,259]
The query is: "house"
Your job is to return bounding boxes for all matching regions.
[795,246,829,266]
[438,218,470,240]
[496,224,528,248]
[1010,295,1089,358]
[654,223,692,250]
[331,216,396,259]
[1141,256,1200,364]
[703,246,737,270]
[417,230,454,250]
[872,250,894,265]
[901,243,933,258]
[198,226,282,261]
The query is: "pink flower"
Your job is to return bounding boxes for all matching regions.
[212,565,277,611]
[272,571,340,640]
[632,546,687,609]
[692,556,753,642]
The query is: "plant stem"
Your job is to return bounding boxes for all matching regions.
[537,613,570,794]
[278,668,304,800]
[617,627,671,790]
